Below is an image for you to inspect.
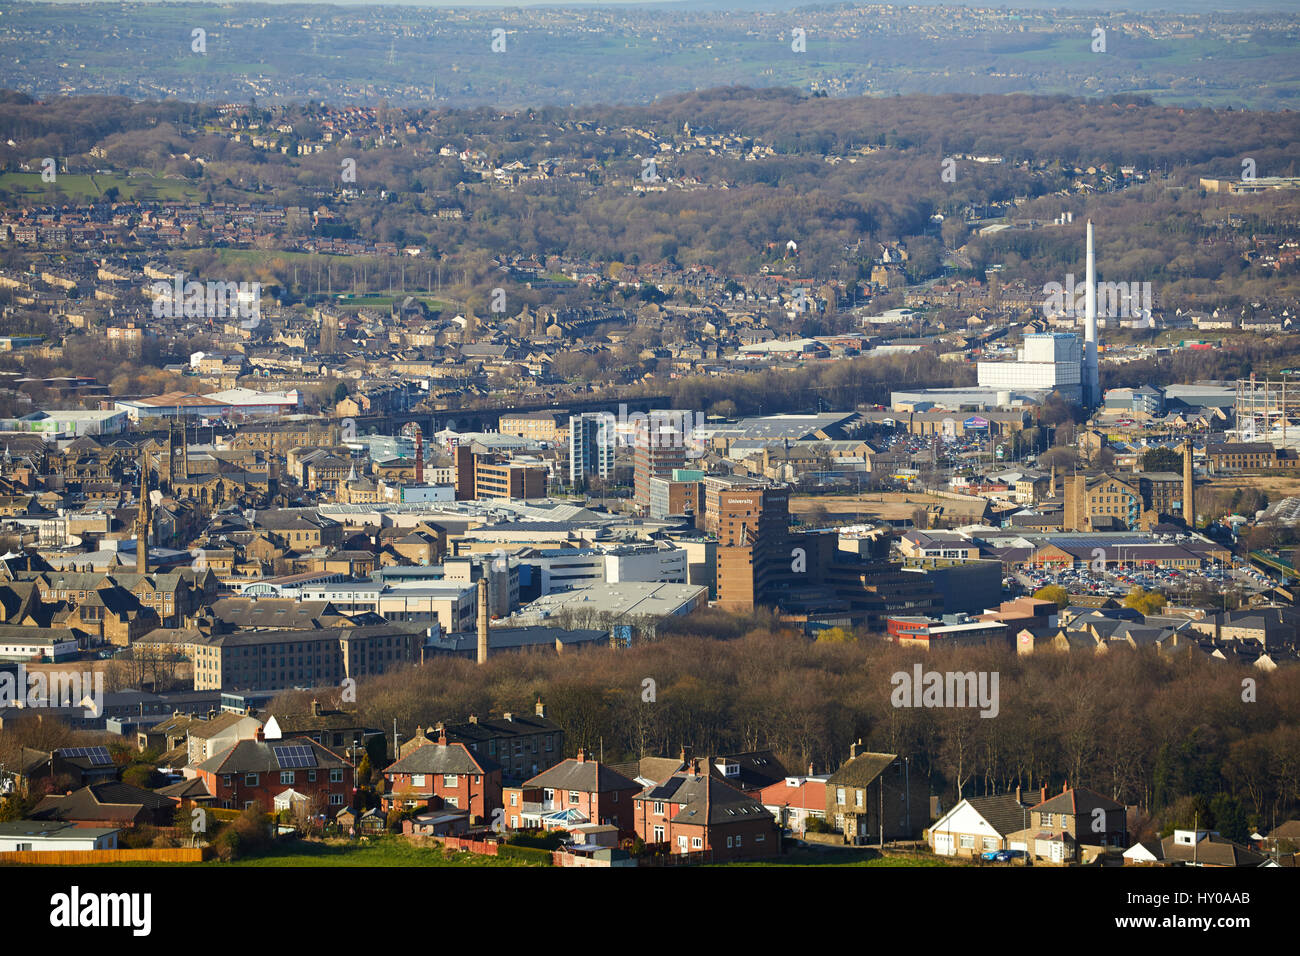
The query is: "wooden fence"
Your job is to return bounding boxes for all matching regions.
[0,847,209,865]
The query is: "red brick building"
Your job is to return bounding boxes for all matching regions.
[381,730,502,821]
[504,750,641,839]
[190,732,353,814]
[633,759,780,861]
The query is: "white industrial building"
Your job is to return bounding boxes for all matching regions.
[976,332,1082,402]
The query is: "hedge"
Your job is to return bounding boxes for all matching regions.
[497,844,553,865]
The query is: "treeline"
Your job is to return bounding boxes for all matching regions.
[627,348,977,417]
[271,612,1300,837]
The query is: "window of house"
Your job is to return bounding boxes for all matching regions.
[960,835,975,849]
[330,769,343,783]
[412,774,426,787]
[654,801,664,815]
[569,790,580,805]
[245,773,258,787]
[280,771,294,785]
[836,787,845,805]
[726,836,733,848]
[856,789,864,808]
[330,794,343,805]
[443,774,458,787]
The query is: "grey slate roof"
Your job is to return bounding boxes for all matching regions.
[384,742,499,776]
[524,757,639,793]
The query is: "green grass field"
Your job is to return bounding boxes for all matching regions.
[0,171,202,203]
[53,837,542,867]
[716,847,958,867]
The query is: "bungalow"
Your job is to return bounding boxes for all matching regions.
[0,819,119,852]
[758,774,829,834]
[1125,829,1268,867]
[30,781,176,828]
[929,792,1031,857]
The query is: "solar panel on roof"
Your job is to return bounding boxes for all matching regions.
[58,746,113,766]
[273,745,317,769]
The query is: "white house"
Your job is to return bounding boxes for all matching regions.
[0,820,119,852]
[929,793,1030,857]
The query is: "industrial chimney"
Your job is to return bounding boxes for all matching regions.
[1183,439,1195,528]
[1083,220,1100,409]
[476,576,489,665]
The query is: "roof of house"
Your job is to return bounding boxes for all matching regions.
[1159,834,1267,867]
[607,756,687,785]
[383,741,499,776]
[154,777,211,801]
[826,751,898,787]
[193,736,348,775]
[188,711,260,739]
[962,793,1031,837]
[712,751,789,791]
[31,781,173,823]
[523,756,639,793]
[640,770,776,826]
[1032,786,1123,815]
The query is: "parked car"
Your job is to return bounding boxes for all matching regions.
[995,849,1025,862]
[981,850,1001,861]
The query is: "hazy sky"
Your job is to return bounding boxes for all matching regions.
[46,0,1300,9]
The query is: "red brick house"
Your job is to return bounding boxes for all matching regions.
[633,759,780,861]
[381,729,502,821]
[190,731,353,814]
[504,750,641,839]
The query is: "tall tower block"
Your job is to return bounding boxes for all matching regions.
[1083,221,1100,409]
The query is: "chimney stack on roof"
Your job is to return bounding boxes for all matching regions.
[535,699,546,719]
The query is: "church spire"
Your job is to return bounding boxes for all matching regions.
[136,463,150,575]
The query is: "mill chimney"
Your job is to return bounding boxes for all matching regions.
[476,576,489,665]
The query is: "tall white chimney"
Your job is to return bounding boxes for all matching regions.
[1083,220,1099,408]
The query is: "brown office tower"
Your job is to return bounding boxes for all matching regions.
[633,416,688,508]
[455,445,476,500]
[714,484,792,611]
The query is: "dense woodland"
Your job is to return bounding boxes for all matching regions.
[254,610,1300,843]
